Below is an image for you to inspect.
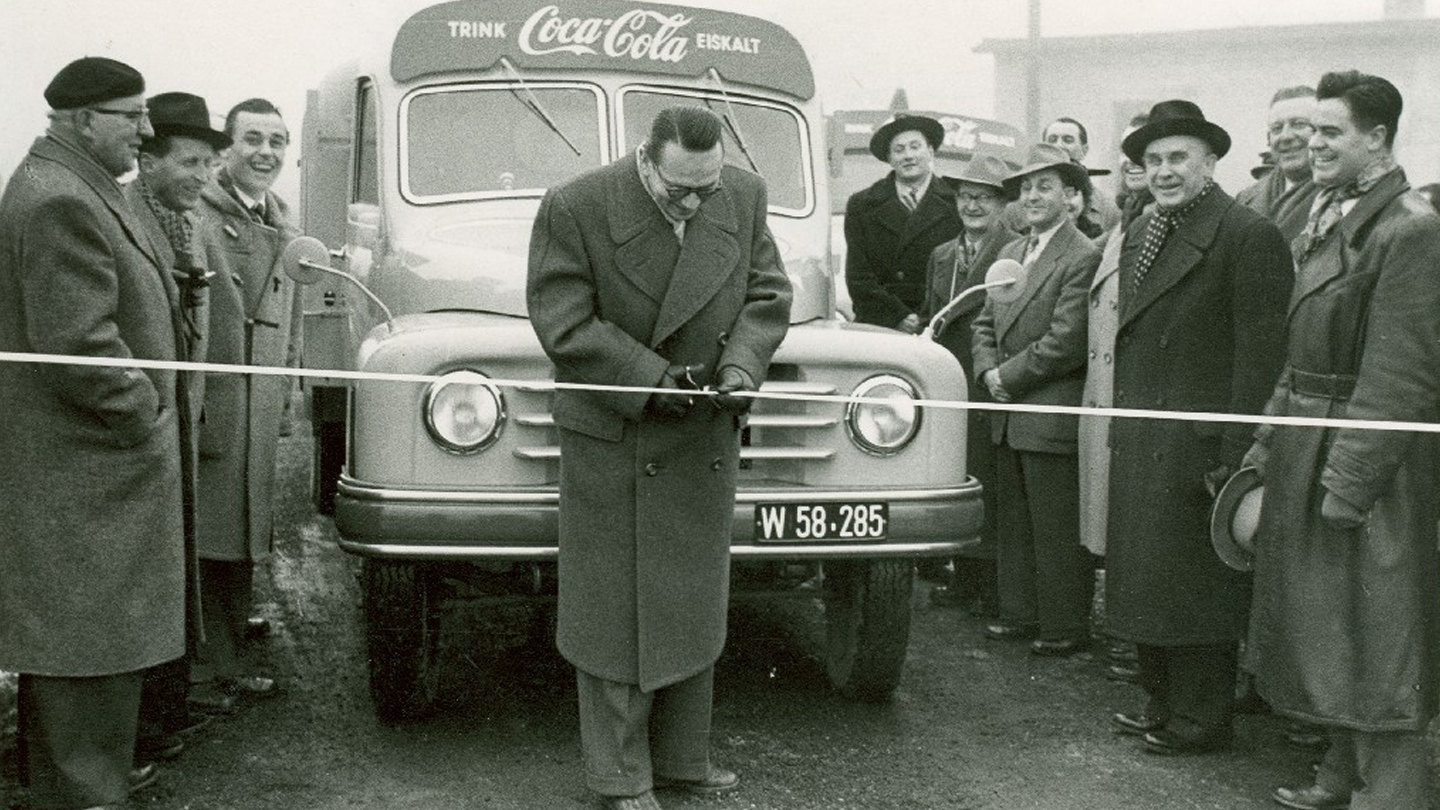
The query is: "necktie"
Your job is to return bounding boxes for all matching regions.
[963,238,977,266]
[249,203,266,225]
[901,188,919,213]
[1021,234,1041,265]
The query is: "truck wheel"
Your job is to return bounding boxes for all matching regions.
[363,559,440,722]
[822,559,914,702]
[313,420,344,515]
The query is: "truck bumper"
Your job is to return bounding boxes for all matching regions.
[333,475,984,561]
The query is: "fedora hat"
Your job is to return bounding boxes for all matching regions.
[1210,466,1263,572]
[1122,99,1231,164]
[145,92,231,150]
[869,113,945,162]
[1251,150,1276,180]
[955,154,1012,196]
[1002,143,1091,199]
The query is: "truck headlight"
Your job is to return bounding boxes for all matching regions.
[424,370,505,454]
[845,375,920,456]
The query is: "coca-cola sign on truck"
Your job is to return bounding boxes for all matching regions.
[518,5,692,62]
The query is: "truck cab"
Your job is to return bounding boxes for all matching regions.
[297,0,983,721]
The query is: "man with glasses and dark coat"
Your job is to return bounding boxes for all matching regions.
[0,57,197,809]
[527,106,791,810]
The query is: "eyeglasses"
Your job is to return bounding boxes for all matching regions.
[88,107,149,125]
[648,158,723,202]
[1267,118,1315,138]
[957,191,998,205]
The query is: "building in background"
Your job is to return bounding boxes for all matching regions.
[977,3,1440,200]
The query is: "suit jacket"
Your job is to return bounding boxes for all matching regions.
[1236,169,1321,244]
[0,134,192,675]
[971,219,1099,454]
[527,154,791,690]
[1105,186,1293,645]
[921,223,1016,366]
[844,173,961,328]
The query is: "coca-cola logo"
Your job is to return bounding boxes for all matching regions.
[518,5,692,62]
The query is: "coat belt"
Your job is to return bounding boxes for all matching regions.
[1289,368,1356,400]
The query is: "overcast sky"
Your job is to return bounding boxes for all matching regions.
[0,0,1388,197]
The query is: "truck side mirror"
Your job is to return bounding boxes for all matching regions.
[281,236,332,285]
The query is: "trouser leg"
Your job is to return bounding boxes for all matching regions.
[1314,730,1357,796]
[19,670,142,810]
[137,657,191,741]
[195,559,248,682]
[1133,643,1171,723]
[1020,450,1089,641]
[1166,643,1237,740]
[1348,728,1436,810]
[993,443,1037,628]
[650,667,714,781]
[575,668,653,797]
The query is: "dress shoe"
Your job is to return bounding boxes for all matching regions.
[1105,662,1140,683]
[128,762,160,794]
[187,685,236,714]
[1105,640,1138,664]
[983,622,1038,642]
[654,764,740,795]
[1142,727,1231,755]
[1111,711,1166,736]
[1272,783,1350,810]
[244,617,272,641]
[599,790,663,810]
[1030,638,1088,657]
[218,675,277,697]
[136,733,184,763]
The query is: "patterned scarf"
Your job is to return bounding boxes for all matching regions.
[1131,180,1216,295]
[137,178,206,344]
[1292,155,1398,266]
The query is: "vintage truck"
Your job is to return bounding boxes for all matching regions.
[295,0,983,721]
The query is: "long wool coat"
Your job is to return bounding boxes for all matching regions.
[1105,187,1293,645]
[1250,169,1440,732]
[1077,225,1124,555]
[0,135,194,675]
[922,223,1014,557]
[1235,169,1320,245]
[527,155,791,691]
[193,173,299,562]
[844,173,961,328]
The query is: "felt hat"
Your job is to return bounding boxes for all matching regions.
[146,92,231,150]
[1251,150,1276,180]
[869,113,945,162]
[1002,143,1091,199]
[44,56,144,110]
[1122,99,1231,164]
[955,154,1011,195]
[1209,466,1263,572]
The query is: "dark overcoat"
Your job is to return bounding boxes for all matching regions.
[527,155,791,691]
[1105,187,1293,645]
[971,220,1100,454]
[1250,169,1440,732]
[0,135,193,675]
[922,223,1014,555]
[844,173,961,328]
[1236,169,1321,245]
[192,173,299,561]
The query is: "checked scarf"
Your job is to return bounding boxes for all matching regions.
[137,178,207,345]
[1292,156,1398,266]
[1131,180,1215,295]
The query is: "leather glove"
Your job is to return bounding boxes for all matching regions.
[1202,463,1233,499]
[1241,442,1269,481]
[1321,490,1367,530]
[644,363,703,421]
[712,365,757,415]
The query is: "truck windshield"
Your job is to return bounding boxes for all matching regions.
[403,84,605,202]
[621,89,811,215]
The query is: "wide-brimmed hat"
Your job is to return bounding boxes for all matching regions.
[1002,143,1091,199]
[1251,150,1276,180]
[869,113,944,162]
[1210,466,1263,572]
[955,154,1011,197]
[145,92,231,150]
[1122,99,1231,164]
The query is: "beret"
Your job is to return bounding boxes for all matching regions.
[44,57,144,110]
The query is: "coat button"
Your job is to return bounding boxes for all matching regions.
[1103,352,1111,363]
[1158,337,1169,349]
[1089,350,1097,359]
[1110,300,1118,311]
[711,458,723,471]
[716,331,729,347]
[644,463,659,477]
[1092,298,1100,309]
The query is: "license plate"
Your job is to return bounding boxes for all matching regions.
[754,502,889,542]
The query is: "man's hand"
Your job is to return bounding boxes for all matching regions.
[1241,442,1269,480]
[1203,463,1233,499]
[1321,490,1367,530]
[982,369,1011,403]
[897,312,921,334]
[712,365,757,415]
[645,363,704,421]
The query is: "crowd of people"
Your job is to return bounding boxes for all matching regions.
[847,72,1440,810]
[0,57,298,810]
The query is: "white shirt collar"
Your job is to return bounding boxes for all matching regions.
[896,174,932,205]
[1027,217,1067,258]
[233,186,265,213]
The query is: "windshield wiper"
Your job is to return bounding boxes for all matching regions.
[706,68,762,176]
[500,56,581,157]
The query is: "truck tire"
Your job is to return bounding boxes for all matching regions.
[363,559,440,722]
[822,559,914,702]
[313,420,344,515]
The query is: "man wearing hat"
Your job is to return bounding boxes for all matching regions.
[922,154,1016,614]
[1103,100,1293,755]
[0,57,197,808]
[844,113,961,333]
[971,143,1100,656]
[193,97,299,703]
[1236,85,1321,243]
[1245,70,1440,810]
[1043,116,1119,236]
